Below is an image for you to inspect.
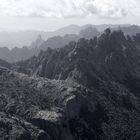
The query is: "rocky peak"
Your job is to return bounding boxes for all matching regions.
[30,34,44,49]
[98,29,127,50]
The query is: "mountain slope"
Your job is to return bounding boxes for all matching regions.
[0,59,11,68]
[0,67,87,140]
[0,24,140,63]
[9,29,140,140]
[1,59,140,140]
[0,47,38,62]
[0,27,98,62]
[17,29,140,89]
[29,35,45,49]
[39,34,79,50]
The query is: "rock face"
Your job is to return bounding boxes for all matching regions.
[0,67,90,140]
[30,35,45,49]
[1,29,140,140]
[0,112,50,140]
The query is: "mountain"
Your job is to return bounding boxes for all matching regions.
[117,25,140,36]
[0,24,139,62]
[0,25,81,49]
[16,29,140,93]
[29,35,45,49]
[0,26,99,62]
[0,31,47,48]
[0,34,79,62]
[34,27,100,50]
[0,34,46,62]
[39,34,79,50]
[0,24,131,49]
[82,24,130,32]
[46,24,81,37]
[8,29,140,140]
[79,27,100,39]
[0,46,38,63]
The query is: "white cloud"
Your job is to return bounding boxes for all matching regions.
[0,0,140,18]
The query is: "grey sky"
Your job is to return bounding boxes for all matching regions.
[0,0,140,31]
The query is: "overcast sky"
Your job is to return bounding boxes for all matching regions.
[0,0,140,31]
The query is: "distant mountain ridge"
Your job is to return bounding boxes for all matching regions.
[0,24,140,63]
[0,46,38,62]
[0,26,100,62]
[0,24,132,48]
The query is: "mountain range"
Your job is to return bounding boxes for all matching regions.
[0,24,135,49]
[0,26,100,62]
[0,24,140,63]
[0,28,140,140]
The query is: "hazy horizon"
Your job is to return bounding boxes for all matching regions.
[0,0,140,48]
[0,16,139,32]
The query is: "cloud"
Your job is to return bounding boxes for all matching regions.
[0,0,139,18]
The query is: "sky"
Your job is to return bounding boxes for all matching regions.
[0,0,140,31]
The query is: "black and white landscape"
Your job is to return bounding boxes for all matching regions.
[0,0,140,140]
[0,26,140,140]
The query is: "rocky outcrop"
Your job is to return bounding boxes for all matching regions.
[0,112,50,140]
[0,67,83,139]
[30,35,44,49]
[1,66,140,140]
